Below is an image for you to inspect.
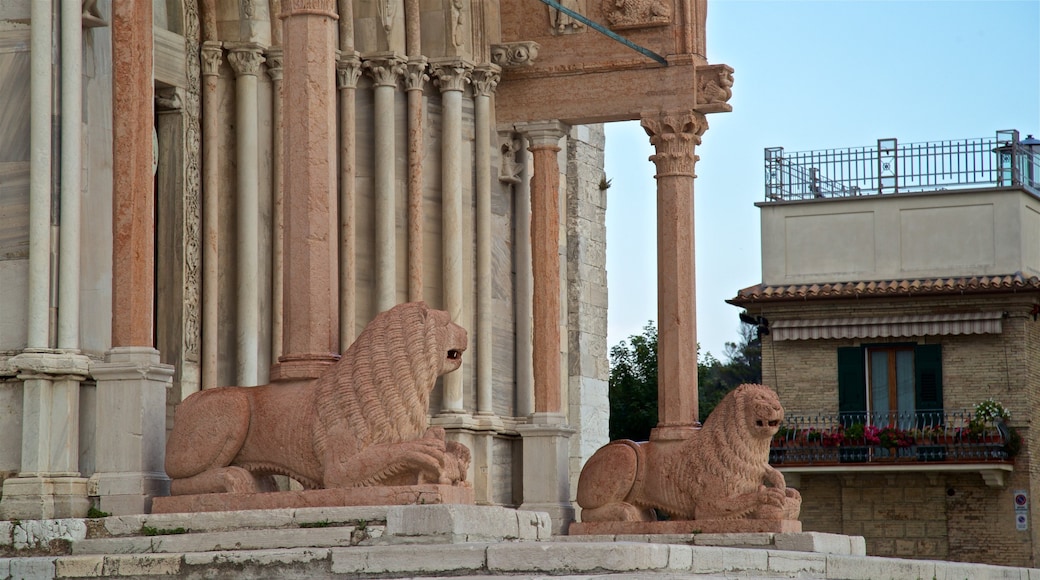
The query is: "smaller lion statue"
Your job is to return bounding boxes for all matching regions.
[165,302,470,495]
[577,383,800,522]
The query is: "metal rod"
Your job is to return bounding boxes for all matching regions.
[533,0,668,66]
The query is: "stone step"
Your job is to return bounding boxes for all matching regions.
[71,525,372,555]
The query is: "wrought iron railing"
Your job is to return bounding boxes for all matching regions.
[770,410,1016,466]
[764,130,1040,201]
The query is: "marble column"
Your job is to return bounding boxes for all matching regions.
[199,41,222,389]
[267,47,284,362]
[364,55,405,314]
[514,120,573,534]
[640,110,707,440]
[26,0,52,350]
[226,43,266,387]
[405,58,428,302]
[510,133,535,418]
[271,0,340,382]
[337,52,362,349]
[57,0,82,351]
[472,65,499,416]
[92,0,174,516]
[432,59,472,414]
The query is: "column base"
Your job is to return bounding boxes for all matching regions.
[270,354,339,382]
[89,471,172,515]
[0,476,89,520]
[650,424,701,441]
[430,414,506,506]
[518,417,575,535]
[519,501,575,535]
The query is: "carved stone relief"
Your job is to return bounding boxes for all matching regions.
[431,60,472,93]
[490,42,539,68]
[450,0,465,47]
[337,52,364,89]
[498,133,522,184]
[602,0,670,30]
[550,0,585,34]
[183,0,202,362]
[695,64,734,106]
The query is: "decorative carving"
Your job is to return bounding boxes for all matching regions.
[403,58,429,92]
[154,88,183,111]
[227,44,266,77]
[576,384,802,522]
[183,0,202,362]
[363,55,406,88]
[431,60,473,93]
[379,0,396,33]
[201,42,224,77]
[602,0,670,30]
[695,63,734,106]
[498,133,522,184]
[280,0,338,17]
[551,0,585,34]
[640,110,707,177]
[471,65,500,98]
[266,47,284,82]
[82,0,106,27]
[337,52,363,89]
[490,42,540,68]
[242,0,256,19]
[165,302,472,493]
[450,0,465,47]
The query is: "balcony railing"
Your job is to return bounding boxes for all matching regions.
[770,410,1016,467]
[764,130,1040,202]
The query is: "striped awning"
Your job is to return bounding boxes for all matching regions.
[771,312,1004,341]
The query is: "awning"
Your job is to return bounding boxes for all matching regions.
[770,312,1004,341]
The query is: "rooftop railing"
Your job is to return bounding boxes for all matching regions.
[764,130,1040,202]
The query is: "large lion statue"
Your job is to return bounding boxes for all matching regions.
[577,383,801,522]
[165,301,470,495]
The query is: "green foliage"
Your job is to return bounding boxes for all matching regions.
[299,520,333,528]
[86,507,110,519]
[141,526,187,536]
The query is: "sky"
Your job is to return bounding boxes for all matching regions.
[604,0,1040,361]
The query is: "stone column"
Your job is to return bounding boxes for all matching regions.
[640,110,707,440]
[267,47,284,363]
[57,0,82,351]
[26,0,52,350]
[92,0,174,515]
[337,52,362,349]
[511,133,535,418]
[271,0,340,382]
[200,41,222,389]
[226,43,266,387]
[405,58,428,302]
[514,120,573,534]
[472,65,499,416]
[432,59,472,414]
[364,54,405,314]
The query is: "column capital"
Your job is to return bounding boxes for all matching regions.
[404,57,429,92]
[226,42,267,77]
[363,53,406,88]
[516,121,567,149]
[336,51,363,89]
[200,41,223,77]
[280,0,339,18]
[265,46,284,82]
[471,64,501,98]
[640,110,708,178]
[431,59,474,93]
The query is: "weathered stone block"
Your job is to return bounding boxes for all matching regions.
[54,555,104,578]
[766,550,826,575]
[101,553,182,576]
[487,542,670,573]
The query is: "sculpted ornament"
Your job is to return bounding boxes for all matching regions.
[577,384,801,522]
[696,64,734,106]
[165,302,471,494]
[602,0,670,30]
[490,42,540,68]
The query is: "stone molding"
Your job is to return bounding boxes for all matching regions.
[640,110,707,177]
[517,120,567,149]
[266,47,284,82]
[200,41,223,77]
[336,51,363,89]
[280,0,338,18]
[90,347,175,383]
[403,57,429,92]
[695,63,734,106]
[363,54,406,88]
[226,43,267,77]
[471,64,501,98]
[8,351,91,380]
[490,42,539,68]
[431,59,474,93]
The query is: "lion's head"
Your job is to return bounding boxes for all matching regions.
[423,306,467,376]
[704,383,784,440]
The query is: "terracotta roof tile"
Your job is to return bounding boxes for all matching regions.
[729,272,1040,305]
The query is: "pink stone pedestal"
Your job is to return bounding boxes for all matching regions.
[151,484,474,514]
[568,519,802,535]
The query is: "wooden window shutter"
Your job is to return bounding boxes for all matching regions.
[837,346,866,422]
[914,344,944,411]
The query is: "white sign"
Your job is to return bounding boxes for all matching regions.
[1017,512,1028,531]
[1014,490,1028,510]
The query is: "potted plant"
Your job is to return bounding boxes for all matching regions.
[969,398,1010,441]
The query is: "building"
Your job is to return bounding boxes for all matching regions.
[0,0,731,531]
[729,131,1040,566]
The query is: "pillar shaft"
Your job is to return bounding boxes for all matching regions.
[640,110,707,438]
[337,52,362,349]
[267,48,284,363]
[27,0,52,349]
[473,65,499,416]
[512,133,535,417]
[274,0,340,381]
[433,60,472,414]
[200,41,222,389]
[405,59,427,302]
[57,0,82,350]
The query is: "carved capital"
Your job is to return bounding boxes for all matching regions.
[363,54,406,88]
[404,58,429,92]
[516,120,566,150]
[226,43,267,77]
[640,111,707,177]
[266,47,284,82]
[337,52,363,90]
[490,42,540,68]
[280,0,339,18]
[471,65,501,98]
[431,60,473,93]
[201,41,224,77]
[695,64,734,107]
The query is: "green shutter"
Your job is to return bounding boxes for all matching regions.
[914,344,944,411]
[837,347,866,422]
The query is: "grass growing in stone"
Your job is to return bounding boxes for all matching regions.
[298,520,332,528]
[141,525,188,536]
[87,507,111,519]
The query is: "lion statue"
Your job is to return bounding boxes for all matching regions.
[165,301,471,495]
[576,383,801,522]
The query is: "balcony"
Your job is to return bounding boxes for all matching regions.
[763,130,1040,202]
[770,410,1017,488]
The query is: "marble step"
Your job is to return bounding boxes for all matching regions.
[71,524,370,555]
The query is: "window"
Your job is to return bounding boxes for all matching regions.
[837,344,943,425]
